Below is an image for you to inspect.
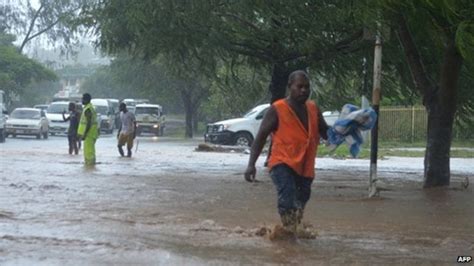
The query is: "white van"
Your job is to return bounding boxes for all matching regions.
[135,104,165,136]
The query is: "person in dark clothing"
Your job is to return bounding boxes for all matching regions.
[62,102,81,155]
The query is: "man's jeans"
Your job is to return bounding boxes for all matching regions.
[270,164,313,216]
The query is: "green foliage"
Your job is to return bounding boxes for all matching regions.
[361,0,474,128]
[317,142,474,158]
[83,0,474,131]
[201,60,270,122]
[81,56,184,113]
[15,80,62,108]
[0,31,56,103]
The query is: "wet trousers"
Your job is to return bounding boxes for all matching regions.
[270,164,313,222]
[83,137,96,165]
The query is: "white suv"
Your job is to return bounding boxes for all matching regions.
[205,104,270,147]
[205,103,339,147]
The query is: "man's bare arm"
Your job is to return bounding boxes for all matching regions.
[317,108,329,140]
[244,106,278,182]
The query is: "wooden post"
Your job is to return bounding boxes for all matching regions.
[369,35,382,198]
[411,106,415,142]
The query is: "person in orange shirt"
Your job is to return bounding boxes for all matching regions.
[244,70,329,236]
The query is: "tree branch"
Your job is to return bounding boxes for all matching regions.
[215,12,262,33]
[227,43,272,62]
[20,6,81,53]
[20,3,44,53]
[279,29,364,63]
[395,12,435,103]
[24,17,62,43]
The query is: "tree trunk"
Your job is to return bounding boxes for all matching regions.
[181,90,194,138]
[268,63,291,103]
[423,40,462,187]
[184,102,194,138]
[396,14,463,187]
[193,115,199,134]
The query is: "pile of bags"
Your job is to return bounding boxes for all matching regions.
[327,104,377,158]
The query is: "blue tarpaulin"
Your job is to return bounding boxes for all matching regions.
[327,104,377,158]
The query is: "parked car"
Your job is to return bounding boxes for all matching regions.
[91,99,115,134]
[135,104,165,136]
[46,101,70,135]
[322,111,340,126]
[205,104,341,147]
[205,104,270,147]
[33,104,49,112]
[0,90,7,143]
[6,108,49,139]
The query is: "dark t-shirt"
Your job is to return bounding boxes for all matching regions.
[68,111,80,136]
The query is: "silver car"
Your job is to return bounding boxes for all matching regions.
[6,108,49,139]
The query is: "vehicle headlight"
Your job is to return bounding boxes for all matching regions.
[153,124,159,128]
[217,124,229,132]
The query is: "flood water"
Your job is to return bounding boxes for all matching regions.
[1,135,473,265]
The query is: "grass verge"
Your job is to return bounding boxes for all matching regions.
[318,143,473,159]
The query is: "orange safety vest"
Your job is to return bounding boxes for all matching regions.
[268,99,320,178]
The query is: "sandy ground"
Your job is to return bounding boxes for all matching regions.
[0,135,473,265]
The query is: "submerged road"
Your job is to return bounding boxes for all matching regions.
[1,135,473,265]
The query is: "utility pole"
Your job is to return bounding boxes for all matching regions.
[369,35,382,198]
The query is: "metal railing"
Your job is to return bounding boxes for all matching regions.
[378,106,472,141]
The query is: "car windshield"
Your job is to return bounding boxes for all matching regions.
[34,105,48,110]
[47,104,68,114]
[135,107,159,116]
[243,107,262,118]
[11,109,40,119]
[95,106,109,115]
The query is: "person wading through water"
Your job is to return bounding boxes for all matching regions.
[117,102,136,157]
[244,70,329,239]
[62,102,80,155]
[77,93,98,166]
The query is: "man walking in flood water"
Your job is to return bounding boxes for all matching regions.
[244,70,329,239]
[62,102,80,155]
[117,102,136,157]
[77,93,98,166]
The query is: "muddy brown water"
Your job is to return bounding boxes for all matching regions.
[1,136,473,265]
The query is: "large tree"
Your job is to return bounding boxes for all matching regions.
[84,0,368,136]
[87,0,367,100]
[382,0,474,187]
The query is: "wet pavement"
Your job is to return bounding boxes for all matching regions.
[1,135,473,265]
